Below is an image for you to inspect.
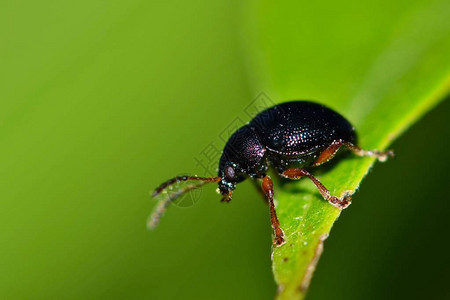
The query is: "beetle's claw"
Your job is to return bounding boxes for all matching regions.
[221,191,233,203]
[221,197,231,203]
[339,196,352,209]
[273,228,286,247]
[375,149,395,162]
[273,235,286,247]
[329,194,352,210]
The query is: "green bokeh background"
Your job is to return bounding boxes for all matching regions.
[1,1,448,299]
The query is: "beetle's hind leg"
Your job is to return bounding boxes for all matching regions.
[313,139,394,166]
[343,141,394,161]
[282,168,351,209]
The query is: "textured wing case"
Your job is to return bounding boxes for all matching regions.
[249,101,356,156]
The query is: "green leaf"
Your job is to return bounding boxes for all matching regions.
[241,0,450,299]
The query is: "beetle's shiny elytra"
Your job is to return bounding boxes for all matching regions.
[150,101,393,246]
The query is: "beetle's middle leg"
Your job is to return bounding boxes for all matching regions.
[281,168,351,209]
[313,139,394,166]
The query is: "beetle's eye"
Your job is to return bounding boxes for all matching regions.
[224,166,235,181]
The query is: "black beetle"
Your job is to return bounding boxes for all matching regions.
[150,101,393,246]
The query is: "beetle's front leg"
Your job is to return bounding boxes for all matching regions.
[281,168,351,209]
[261,176,285,246]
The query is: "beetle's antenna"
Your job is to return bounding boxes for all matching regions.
[152,176,221,197]
[148,176,221,229]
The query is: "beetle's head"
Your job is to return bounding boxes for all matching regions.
[217,126,265,202]
[217,164,241,202]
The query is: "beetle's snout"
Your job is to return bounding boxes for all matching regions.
[218,180,235,202]
[218,180,234,195]
[218,181,229,195]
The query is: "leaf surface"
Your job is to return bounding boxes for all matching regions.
[241,0,450,298]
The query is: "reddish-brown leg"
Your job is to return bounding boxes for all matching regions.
[344,141,394,161]
[262,176,285,246]
[314,139,394,166]
[282,168,351,209]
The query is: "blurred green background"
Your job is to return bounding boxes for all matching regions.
[1,1,449,299]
